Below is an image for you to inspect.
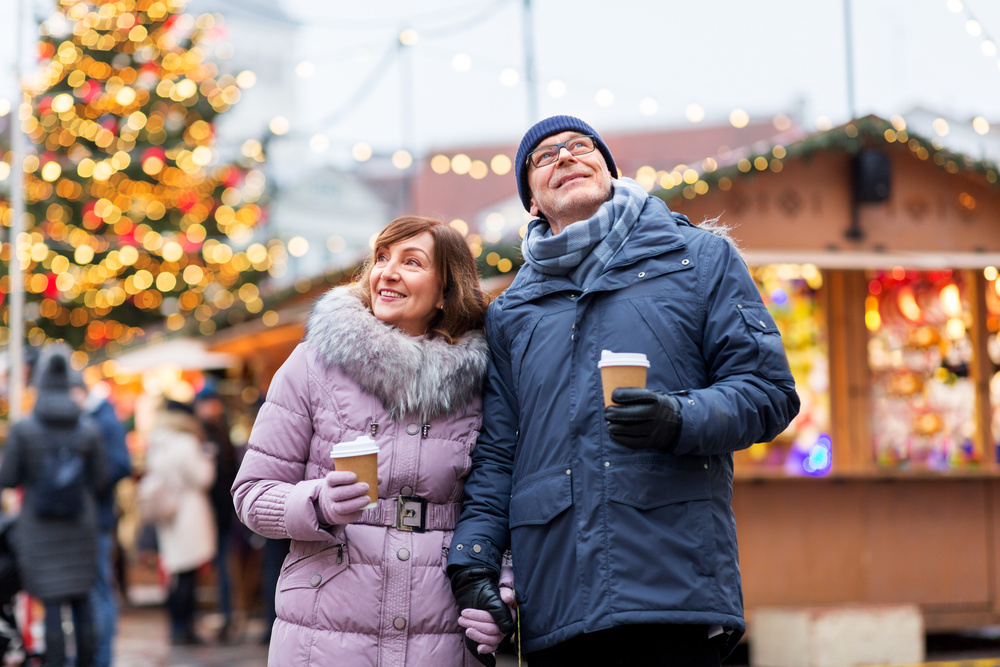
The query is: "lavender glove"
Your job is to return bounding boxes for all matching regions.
[316,471,371,527]
[457,564,516,659]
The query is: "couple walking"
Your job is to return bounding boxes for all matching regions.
[232,115,800,667]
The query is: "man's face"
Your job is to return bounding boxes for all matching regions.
[527,131,613,234]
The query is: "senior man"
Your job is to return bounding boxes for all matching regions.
[447,115,800,667]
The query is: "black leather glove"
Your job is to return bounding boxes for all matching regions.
[604,387,683,452]
[449,566,516,666]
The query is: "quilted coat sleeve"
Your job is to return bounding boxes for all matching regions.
[448,305,517,574]
[232,344,335,543]
[672,233,801,456]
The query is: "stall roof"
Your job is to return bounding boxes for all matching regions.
[105,336,239,372]
[652,114,999,204]
[744,249,1000,270]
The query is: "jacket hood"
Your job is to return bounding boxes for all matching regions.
[31,343,81,424]
[304,286,489,420]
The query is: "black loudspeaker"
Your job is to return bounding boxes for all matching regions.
[853,149,892,202]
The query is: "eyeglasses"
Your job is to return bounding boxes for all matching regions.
[526,135,597,168]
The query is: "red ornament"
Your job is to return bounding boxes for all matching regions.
[223,167,242,188]
[38,42,55,61]
[181,236,202,253]
[177,190,199,211]
[82,200,102,230]
[119,227,139,247]
[81,80,102,103]
[44,274,59,299]
[141,146,166,163]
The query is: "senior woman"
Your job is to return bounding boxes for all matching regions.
[233,216,497,666]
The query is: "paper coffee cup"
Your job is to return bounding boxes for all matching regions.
[330,435,379,509]
[598,350,650,407]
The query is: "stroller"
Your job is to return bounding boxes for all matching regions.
[0,511,28,665]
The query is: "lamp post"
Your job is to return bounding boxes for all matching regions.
[522,0,538,123]
[7,0,29,422]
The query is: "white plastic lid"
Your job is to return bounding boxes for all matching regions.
[330,435,379,458]
[597,349,650,368]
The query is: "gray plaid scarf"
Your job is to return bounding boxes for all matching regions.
[520,177,648,289]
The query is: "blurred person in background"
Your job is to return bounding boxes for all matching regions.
[258,536,289,645]
[143,399,216,646]
[71,373,132,667]
[232,216,493,665]
[0,343,108,667]
[193,377,238,642]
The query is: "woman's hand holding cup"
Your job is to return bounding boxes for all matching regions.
[317,471,373,526]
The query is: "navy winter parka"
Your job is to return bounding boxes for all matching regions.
[448,196,800,654]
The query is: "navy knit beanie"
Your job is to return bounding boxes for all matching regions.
[515,115,618,213]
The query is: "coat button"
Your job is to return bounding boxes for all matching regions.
[681,259,690,265]
[310,573,322,587]
[406,423,419,435]
[393,617,407,630]
[565,469,571,475]
[472,544,482,553]
[604,461,610,467]
[638,271,645,278]
[759,320,766,327]
[397,548,410,561]
[456,544,463,550]
[400,485,414,496]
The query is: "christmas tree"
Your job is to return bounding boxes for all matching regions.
[1,0,269,354]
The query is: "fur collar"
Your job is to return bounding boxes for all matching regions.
[304,286,489,420]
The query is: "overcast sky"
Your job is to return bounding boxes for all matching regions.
[2,0,1000,155]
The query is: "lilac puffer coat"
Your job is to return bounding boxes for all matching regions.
[233,287,489,667]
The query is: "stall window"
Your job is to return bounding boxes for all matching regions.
[737,264,830,476]
[866,268,978,469]
[987,267,1000,461]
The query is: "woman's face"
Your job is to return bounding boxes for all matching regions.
[369,231,444,336]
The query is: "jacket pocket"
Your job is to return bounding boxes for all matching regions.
[607,455,714,577]
[738,303,792,380]
[509,465,573,527]
[606,454,711,509]
[278,541,348,592]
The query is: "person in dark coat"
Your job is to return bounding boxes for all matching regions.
[193,377,238,641]
[70,374,131,667]
[0,343,108,667]
[447,116,801,666]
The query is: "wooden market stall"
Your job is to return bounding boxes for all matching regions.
[654,115,1000,631]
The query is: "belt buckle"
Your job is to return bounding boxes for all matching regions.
[395,495,427,533]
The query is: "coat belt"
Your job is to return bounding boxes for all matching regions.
[357,496,461,532]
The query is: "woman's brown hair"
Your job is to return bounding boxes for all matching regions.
[352,216,487,343]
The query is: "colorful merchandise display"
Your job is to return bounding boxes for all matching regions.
[866,268,978,469]
[739,263,830,476]
[987,270,1000,461]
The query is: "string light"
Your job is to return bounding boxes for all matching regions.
[946,0,1000,73]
